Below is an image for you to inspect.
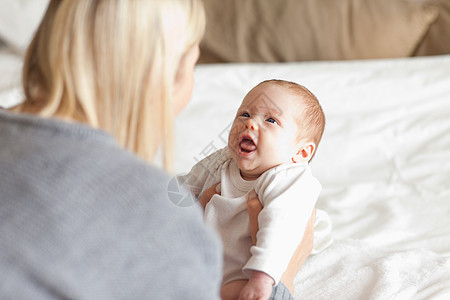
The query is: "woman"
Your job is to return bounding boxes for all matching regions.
[0,1,314,299]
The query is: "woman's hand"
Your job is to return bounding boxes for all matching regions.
[198,183,220,209]
[246,190,261,245]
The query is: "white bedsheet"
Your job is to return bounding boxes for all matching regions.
[175,55,450,299]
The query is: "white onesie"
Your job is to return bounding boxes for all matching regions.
[178,147,332,285]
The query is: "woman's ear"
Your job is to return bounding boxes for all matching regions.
[172,45,200,116]
[292,142,316,163]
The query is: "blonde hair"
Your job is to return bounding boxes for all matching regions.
[258,79,325,159]
[16,0,205,171]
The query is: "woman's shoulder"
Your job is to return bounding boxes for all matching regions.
[0,110,177,207]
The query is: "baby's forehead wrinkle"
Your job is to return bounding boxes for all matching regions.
[244,91,284,116]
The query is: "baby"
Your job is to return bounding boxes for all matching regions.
[179,79,332,299]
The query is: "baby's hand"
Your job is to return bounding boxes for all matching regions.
[238,271,274,300]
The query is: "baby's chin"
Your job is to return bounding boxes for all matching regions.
[234,160,262,180]
[230,149,286,178]
[239,169,261,181]
[238,163,280,180]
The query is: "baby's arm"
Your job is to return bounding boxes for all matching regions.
[247,190,317,296]
[244,165,321,287]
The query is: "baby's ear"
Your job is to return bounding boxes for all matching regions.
[292,142,316,163]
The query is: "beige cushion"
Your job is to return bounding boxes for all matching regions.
[413,0,450,56]
[199,0,439,63]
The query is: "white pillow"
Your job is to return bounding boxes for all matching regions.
[0,0,49,54]
[0,49,23,108]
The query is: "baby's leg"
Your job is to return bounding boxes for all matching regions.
[221,280,248,300]
[220,192,261,299]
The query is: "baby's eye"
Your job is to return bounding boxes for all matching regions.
[266,117,278,125]
[240,112,250,118]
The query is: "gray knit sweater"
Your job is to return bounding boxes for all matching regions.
[0,110,222,299]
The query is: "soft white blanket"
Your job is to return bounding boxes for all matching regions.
[296,240,450,299]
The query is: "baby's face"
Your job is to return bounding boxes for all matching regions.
[228,84,303,180]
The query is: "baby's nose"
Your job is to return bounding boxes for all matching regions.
[245,118,259,131]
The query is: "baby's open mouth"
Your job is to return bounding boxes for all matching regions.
[239,136,257,153]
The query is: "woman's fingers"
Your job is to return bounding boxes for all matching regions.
[247,191,263,245]
[198,183,220,209]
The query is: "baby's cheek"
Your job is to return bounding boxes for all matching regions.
[228,126,239,146]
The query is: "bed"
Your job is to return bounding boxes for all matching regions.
[174,55,450,299]
[1,0,450,299]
